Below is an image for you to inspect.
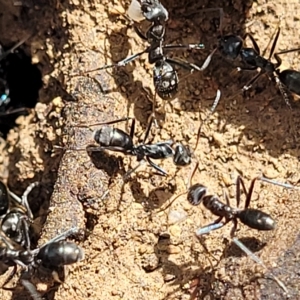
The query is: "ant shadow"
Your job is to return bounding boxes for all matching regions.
[259,233,300,299]
[88,146,178,212]
[127,174,177,211]
[225,236,267,258]
[88,149,125,178]
[166,0,300,160]
[151,232,267,299]
[92,0,300,161]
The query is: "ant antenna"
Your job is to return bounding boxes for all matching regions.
[157,159,200,212]
[194,89,221,152]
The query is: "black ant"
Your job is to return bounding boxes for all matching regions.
[161,161,299,296]
[127,0,169,23]
[199,10,300,107]
[73,0,210,100]
[0,227,84,300]
[0,181,38,246]
[63,116,192,178]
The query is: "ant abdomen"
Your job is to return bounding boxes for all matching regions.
[237,208,276,231]
[93,127,134,150]
[37,241,84,268]
[278,69,300,95]
[187,184,207,205]
[173,144,191,166]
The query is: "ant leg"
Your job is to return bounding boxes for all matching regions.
[187,161,199,189]
[163,43,205,51]
[74,117,132,128]
[244,175,299,210]
[123,160,146,179]
[235,176,249,209]
[274,76,292,109]
[243,33,260,54]
[41,228,80,247]
[2,265,17,290]
[194,89,221,152]
[268,26,281,60]
[53,145,90,151]
[232,237,289,296]
[241,71,263,92]
[129,118,135,139]
[72,50,148,76]
[7,190,22,204]
[142,115,154,144]
[244,177,259,209]
[275,47,300,56]
[157,191,187,212]
[230,218,238,238]
[133,25,148,41]
[195,218,225,236]
[7,183,37,219]
[21,182,39,219]
[20,279,42,300]
[272,45,296,108]
[146,157,168,176]
[224,190,231,206]
[20,217,32,250]
[166,48,217,73]
[237,66,257,72]
[0,107,30,117]
[209,89,222,114]
[0,35,31,61]
[258,176,300,190]
[55,144,132,153]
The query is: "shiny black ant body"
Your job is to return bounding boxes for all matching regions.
[75,0,208,99]
[128,0,169,23]
[1,228,84,300]
[71,116,192,178]
[190,162,298,295]
[161,161,298,296]
[199,10,300,106]
[220,28,300,105]
[188,175,276,235]
[0,181,38,246]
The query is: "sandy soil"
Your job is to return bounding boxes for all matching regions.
[1,0,300,299]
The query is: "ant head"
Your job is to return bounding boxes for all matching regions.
[187,183,207,206]
[173,144,192,167]
[218,35,243,60]
[141,0,169,23]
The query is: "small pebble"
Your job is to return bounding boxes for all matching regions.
[169,225,181,237]
[167,245,181,254]
[168,209,187,224]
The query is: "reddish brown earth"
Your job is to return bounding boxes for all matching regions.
[0,0,300,299]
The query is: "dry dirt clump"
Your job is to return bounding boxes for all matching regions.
[1,0,300,299]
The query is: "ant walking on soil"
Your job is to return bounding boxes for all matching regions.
[199,10,300,107]
[73,0,212,100]
[160,161,299,297]
[59,115,192,178]
[1,227,84,300]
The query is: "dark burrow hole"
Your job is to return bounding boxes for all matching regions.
[0,42,42,138]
